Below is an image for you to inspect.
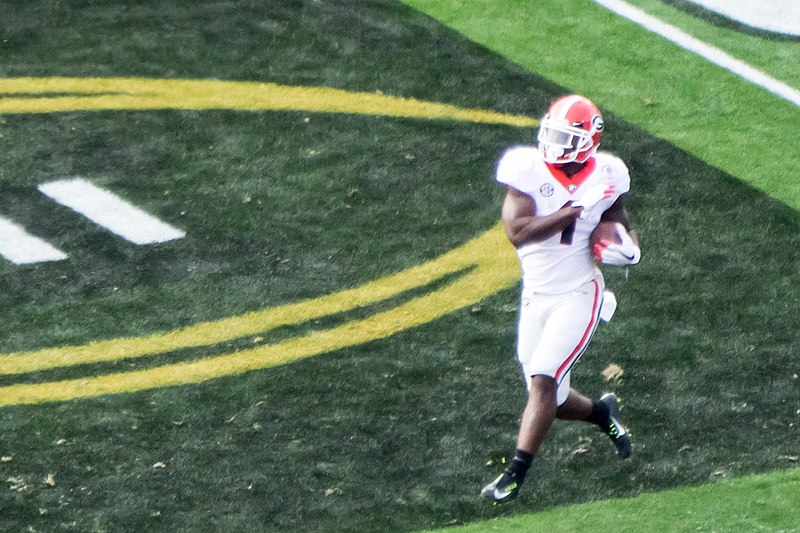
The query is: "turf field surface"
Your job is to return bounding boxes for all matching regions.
[1,1,798,531]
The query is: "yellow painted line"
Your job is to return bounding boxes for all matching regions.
[0,223,508,375]
[0,77,529,405]
[0,77,537,127]
[0,224,517,406]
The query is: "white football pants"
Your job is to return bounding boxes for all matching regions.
[516,273,605,405]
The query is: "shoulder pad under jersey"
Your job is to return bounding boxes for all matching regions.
[496,145,540,193]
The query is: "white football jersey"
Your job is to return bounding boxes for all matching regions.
[496,146,630,294]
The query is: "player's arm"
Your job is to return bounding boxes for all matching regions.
[501,186,581,248]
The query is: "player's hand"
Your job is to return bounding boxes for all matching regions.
[593,229,640,265]
[594,241,641,265]
[573,183,615,219]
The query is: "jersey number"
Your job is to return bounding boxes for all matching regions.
[560,201,576,245]
[560,220,576,245]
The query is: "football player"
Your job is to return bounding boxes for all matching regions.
[481,95,640,503]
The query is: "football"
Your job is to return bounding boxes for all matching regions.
[589,221,624,248]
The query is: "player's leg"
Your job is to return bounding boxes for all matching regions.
[483,285,598,503]
[513,291,564,459]
[556,385,632,458]
[546,277,632,457]
[556,387,593,420]
[481,375,556,503]
[516,375,557,454]
[481,289,550,503]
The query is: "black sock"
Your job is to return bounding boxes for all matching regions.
[506,449,534,484]
[587,399,611,428]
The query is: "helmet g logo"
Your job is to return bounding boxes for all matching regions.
[592,114,604,133]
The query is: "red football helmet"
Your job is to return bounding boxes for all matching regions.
[537,95,604,164]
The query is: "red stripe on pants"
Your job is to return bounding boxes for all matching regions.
[554,279,601,382]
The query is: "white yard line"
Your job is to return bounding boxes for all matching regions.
[592,0,800,108]
[687,0,800,36]
[0,217,68,264]
[39,178,185,245]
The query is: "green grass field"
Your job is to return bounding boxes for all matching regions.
[1,1,798,531]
